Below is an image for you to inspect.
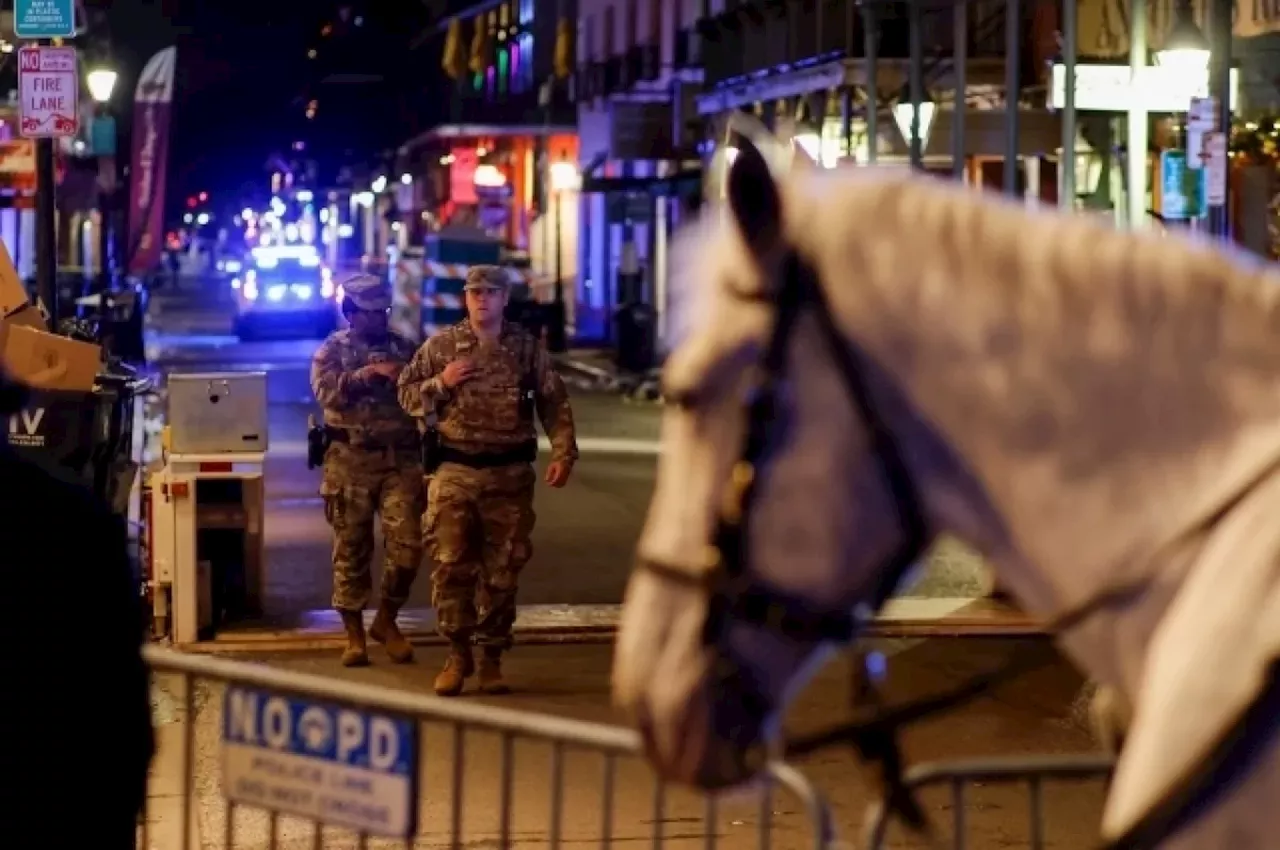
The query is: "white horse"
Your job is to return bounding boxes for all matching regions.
[611,134,1280,848]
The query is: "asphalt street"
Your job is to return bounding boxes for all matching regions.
[145,640,1108,849]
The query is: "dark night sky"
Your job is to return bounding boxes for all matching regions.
[95,0,437,221]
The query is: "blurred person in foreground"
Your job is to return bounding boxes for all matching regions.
[0,369,153,846]
[397,265,578,696]
[311,274,424,666]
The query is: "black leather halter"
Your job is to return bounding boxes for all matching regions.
[640,249,929,653]
[637,249,944,825]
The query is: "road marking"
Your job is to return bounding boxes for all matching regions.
[267,436,662,459]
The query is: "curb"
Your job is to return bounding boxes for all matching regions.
[178,613,1049,655]
[182,626,618,654]
[553,356,665,404]
[553,355,618,384]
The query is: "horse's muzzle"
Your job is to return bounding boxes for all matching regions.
[693,732,770,791]
[692,666,774,790]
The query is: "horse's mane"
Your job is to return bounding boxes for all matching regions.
[668,162,1280,410]
[790,167,1280,375]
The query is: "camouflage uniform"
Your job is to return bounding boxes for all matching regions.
[398,265,577,693]
[311,275,424,665]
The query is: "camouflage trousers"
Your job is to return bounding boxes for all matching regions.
[321,442,425,611]
[425,461,536,651]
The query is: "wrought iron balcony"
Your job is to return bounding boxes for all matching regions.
[699,0,1011,92]
[440,85,576,127]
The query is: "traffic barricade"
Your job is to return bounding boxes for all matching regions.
[861,755,1114,850]
[421,260,469,339]
[139,646,838,850]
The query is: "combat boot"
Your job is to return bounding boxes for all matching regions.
[338,610,369,667]
[370,572,416,664]
[477,647,511,695]
[433,645,474,696]
[370,604,414,663]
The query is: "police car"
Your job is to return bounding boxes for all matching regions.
[231,244,340,340]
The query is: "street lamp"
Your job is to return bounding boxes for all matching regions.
[86,68,118,104]
[87,66,119,299]
[892,85,937,161]
[1156,1,1211,74]
[547,159,580,353]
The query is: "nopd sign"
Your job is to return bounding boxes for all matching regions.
[17,46,78,139]
[221,686,419,837]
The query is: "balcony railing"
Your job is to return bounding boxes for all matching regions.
[699,0,1012,91]
[574,42,664,102]
[440,85,576,127]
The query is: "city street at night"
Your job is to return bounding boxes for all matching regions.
[143,287,1005,648]
[3,0,1273,845]
[132,290,1109,849]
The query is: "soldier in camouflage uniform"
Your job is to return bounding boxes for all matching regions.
[311,274,425,667]
[397,265,577,696]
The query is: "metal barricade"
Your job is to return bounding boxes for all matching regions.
[140,646,838,850]
[861,755,1114,850]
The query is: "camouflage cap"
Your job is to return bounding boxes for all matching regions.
[463,265,510,292]
[341,274,391,311]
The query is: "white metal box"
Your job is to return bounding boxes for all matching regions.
[167,372,269,454]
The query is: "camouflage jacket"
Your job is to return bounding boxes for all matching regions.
[311,328,419,445]
[396,321,578,465]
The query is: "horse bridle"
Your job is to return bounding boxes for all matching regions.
[635,247,1161,841]
[637,248,944,825]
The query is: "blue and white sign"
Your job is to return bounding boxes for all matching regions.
[221,686,419,837]
[14,0,76,40]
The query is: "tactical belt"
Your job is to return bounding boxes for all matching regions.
[325,427,417,452]
[438,441,537,469]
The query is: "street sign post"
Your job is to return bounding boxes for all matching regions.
[13,0,77,40]
[1204,131,1228,207]
[1187,97,1216,171]
[1158,150,1206,220]
[18,46,78,138]
[17,44,76,330]
[221,686,420,837]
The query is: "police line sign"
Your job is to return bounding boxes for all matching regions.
[221,686,419,837]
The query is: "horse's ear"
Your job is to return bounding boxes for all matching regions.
[726,139,782,261]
